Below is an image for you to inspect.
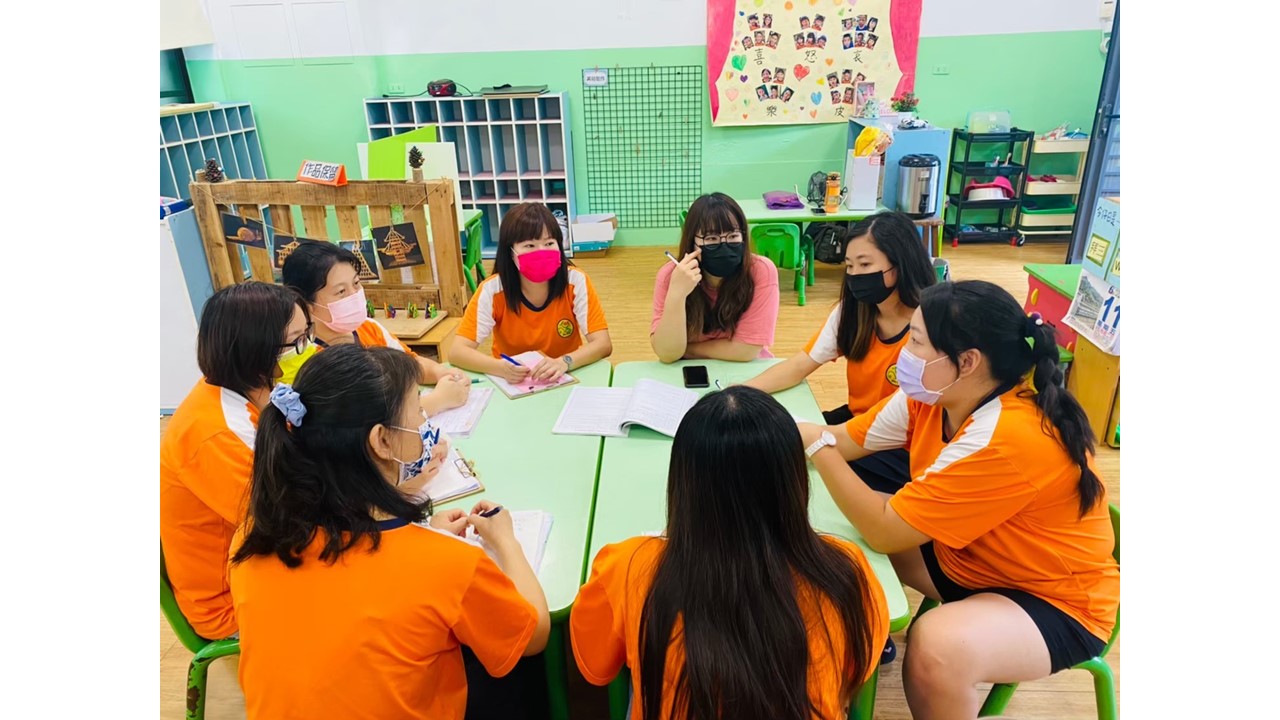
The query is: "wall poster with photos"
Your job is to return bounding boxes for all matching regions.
[707,0,921,127]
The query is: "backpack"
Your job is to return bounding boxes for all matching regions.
[807,222,848,264]
[806,172,827,206]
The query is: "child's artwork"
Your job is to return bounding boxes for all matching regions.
[707,0,921,126]
[340,240,381,281]
[372,223,427,270]
[221,213,266,249]
[272,235,302,268]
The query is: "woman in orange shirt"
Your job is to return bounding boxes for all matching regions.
[282,241,471,416]
[160,281,311,640]
[746,211,935,494]
[230,344,549,720]
[798,281,1119,720]
[451,202,613,384]
[571,387,888,720]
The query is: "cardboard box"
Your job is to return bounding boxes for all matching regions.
[570,213,617,255]
[844,152,883,211]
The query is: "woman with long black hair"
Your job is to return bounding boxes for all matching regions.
[799,280,1119,720]
[571,386,888,720]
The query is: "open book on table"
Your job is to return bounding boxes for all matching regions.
[421,386,494,438]
[552,379,700,438]
[463,511,554,573]
[484,351,578,399]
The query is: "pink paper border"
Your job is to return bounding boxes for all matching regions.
[705,0,736,122]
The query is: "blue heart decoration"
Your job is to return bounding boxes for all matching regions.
[810,92,823,105]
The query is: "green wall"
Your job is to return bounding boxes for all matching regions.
[187,31,1103,246]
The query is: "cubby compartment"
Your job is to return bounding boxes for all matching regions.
[459,182,474,202]
[467,126,494,177]
[540,123,565,175]
[226,108,243,131]
[491,125,517,178]
[238,106,255,129]
[200,139,218,167]
[438,100,463,124]
[161,150,178,198]
[463,98,488,123]
[160,102,267,198]
[487,99,513,122]
[161,116,182,145]
[195,112,214,137]
[211,109,229,134]
[515,125,541,176]
[513,98,538,122]
[390,102,413,125]
[177,113,199,141]
[520,179,544,200]
[413,101,438,124]
[537,97,561,120]
[473,179,497,202]
[497,179,520,200]
[216,136,238,176]
[369,127,393,141]
[544,178,568,201]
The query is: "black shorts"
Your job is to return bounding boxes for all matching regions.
[920,542,1105,674]
[823,405,911,495]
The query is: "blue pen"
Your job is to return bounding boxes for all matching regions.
[500,354,524,367]
[479,505,503,518]
[470,378,482,384]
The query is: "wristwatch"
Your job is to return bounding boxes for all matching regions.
[562,354,574,370]
[805,430,837,458]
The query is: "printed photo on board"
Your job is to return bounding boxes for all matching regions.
[756,85,769,101]
[854,82,875,115]
[856,15,869,31]
[372,223,426,270]
[799,16,810,30]
[843,87,856,105]
[221,213,267,249]
[843,18,854,31]
[763,13,772,28]
[748,14,759,30]
[340,240,381,282]
[842,33,853,49]
[754,30,765,45]
[780,87,794,102]
[794,33,805,49]
[769,86,779,99]
[816,36,826,49]
[831,89,842,104]
[867,34,878,50]
[768,32,780,48]
[813,15,825,31]
[868,17,879,32]
[761,68,772,83]
[826,72,839,89]
[841,69,853,84]
[855,33,866,47]
[774,67,786,84]
[806,32,816,47]
[742,36,753,50]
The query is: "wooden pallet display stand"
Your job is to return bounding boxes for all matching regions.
[189,176,470,318]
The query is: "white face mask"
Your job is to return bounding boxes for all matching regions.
[896,346,960,405]
[388,420,441,485]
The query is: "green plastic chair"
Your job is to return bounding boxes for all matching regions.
[678,209,688,225]
[463,213,487,292]
[161,545,241,720]
[909,504,1120,720]
[750,223,806,306]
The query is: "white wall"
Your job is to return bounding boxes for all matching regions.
[190,0,1106,61]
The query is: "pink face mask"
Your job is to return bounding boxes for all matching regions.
[515,248,562,283]
[317,287,367,334]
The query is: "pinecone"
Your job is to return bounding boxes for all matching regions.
[204,158,224,183]
[408,146,424,169]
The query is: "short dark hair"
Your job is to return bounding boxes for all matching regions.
[232,344,428,569]
[493,202,571,313]
[281,240,360,302]
[197,282,310,397]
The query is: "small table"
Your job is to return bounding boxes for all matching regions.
[734,197,890,223]
[442,361,612,720]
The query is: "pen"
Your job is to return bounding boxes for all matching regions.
[664,251,680,265]
[500,354,523,367]
[715,379,723,390]
[470,378,482,384]
[479,505,503,518]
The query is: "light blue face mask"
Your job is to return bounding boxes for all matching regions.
[895,346,959,405]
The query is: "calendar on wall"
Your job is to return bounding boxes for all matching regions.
[706,0,921,127]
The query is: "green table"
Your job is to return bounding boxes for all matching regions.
[441,361,612,720]
[735,197,890,223]
[1023,262,1083,299]
[590,360,910,623]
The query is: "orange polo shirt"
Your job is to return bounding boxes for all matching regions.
[803,303,910,415]
[458,268,608,358]
[230,518,538,720]
[315,319,414,353]
[570,535,888,719]
[159,379,258,639]
[847,387,1119,641]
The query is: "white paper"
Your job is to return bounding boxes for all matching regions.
[415,445,481,504]
[552,379,699,437]
[465,510,554,573]
[484,351,576,398]
[422,387,494,438]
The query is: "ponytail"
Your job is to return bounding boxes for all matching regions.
[919,282,1105,518]
[1024,316,1103,517]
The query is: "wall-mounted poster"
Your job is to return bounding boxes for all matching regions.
[707,0,921,126]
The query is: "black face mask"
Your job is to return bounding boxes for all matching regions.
[700,243,745,277]
[845,270,895,305]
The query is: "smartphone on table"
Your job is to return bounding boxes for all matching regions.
[682,365,710,389]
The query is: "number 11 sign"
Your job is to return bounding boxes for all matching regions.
[1063,271,1120,355]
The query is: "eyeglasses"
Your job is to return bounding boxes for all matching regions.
[694,231,744,248]
[278,323,315,356]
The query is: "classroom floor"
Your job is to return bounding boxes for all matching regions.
[159,239,1119,719]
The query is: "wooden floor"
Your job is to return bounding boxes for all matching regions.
[160,240,1119,719]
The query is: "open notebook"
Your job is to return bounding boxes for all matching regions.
[464,511,554,573]
[413,444,484,505]
[552,379,699,437]
[421,386,494,438]
[484,351,578,399]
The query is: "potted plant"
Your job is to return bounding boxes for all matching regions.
[408,145,424,183]
[890,92,919,121]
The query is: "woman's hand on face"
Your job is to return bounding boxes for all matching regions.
[429,508,468,536]
[666,248,703,300]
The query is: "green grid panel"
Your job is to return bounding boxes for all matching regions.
[582,66,702,228]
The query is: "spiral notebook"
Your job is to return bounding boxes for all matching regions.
[421,387,494,438]
[464,511,554,573]
[552,379,699,437]
[485,351,578,399]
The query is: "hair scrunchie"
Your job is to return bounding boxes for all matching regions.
[270,383,307,426]
[1024,312,1045,349]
